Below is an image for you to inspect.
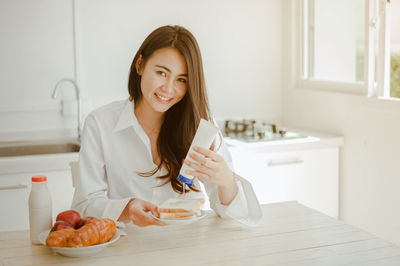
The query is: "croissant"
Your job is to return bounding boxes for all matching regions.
[46,218,116,248]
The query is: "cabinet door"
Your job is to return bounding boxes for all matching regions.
[234,151,305,205]
[296,148,339,218]
[0,173,30,232]
[258,152,305,204]
[0,170,74,232]
[231,149,302,204]
[229,147,339,218]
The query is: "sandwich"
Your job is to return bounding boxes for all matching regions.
[159,198,205,220]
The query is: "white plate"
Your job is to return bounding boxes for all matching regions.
[38,229,120,257]
[153,211,206,225]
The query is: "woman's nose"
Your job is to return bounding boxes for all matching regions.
[162,78,175,93]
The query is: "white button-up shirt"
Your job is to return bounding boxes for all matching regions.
[72,99,262,226]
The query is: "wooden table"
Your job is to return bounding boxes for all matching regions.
[1,201,400,266]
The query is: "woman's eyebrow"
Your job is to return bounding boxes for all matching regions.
[155,65,188,77]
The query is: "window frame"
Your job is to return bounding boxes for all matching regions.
[375,0,391,98]
[296,0,376,96]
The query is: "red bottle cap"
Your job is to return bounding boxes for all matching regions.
[32,175,47,182]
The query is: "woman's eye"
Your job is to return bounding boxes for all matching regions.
[178,78,187,84]
[157,71,166,77]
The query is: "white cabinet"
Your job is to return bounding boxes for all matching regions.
[0,173,30,232]
[229,147,339,218]
[0,170,74,232]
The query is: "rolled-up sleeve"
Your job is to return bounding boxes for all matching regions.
[203,135,263,226]
[71,114,131,221]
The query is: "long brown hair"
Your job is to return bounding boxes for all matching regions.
[128,25,211,194]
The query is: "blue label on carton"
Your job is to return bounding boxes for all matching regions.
[178,174,194,186]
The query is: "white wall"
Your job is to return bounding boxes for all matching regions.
[0,0,76,139]
[76,0,282,121]
[282,0,400,245]
[0,0,283,141]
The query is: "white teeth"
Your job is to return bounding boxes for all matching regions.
[156,94,171,101]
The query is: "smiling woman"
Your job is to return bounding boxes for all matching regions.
[71,25,262,228]
[126,26,212,193]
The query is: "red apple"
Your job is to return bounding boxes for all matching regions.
[75,216,97,229]
[56,210,81,228]
[50,221,74,232]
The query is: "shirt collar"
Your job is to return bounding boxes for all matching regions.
[113,99,137,133]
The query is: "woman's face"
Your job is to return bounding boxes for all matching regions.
[136,47,188,114]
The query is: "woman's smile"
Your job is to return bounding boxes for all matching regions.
[154,92,173,104]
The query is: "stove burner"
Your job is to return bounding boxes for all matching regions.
[224,120,256,137]
[223,120,290,142]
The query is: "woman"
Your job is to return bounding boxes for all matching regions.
[72,25,262,227]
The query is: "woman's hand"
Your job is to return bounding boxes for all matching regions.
[119,198,166,227]
[184,146,238,205]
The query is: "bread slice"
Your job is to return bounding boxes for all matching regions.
[159,198,204,220]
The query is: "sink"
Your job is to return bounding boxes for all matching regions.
[0,141,80,157]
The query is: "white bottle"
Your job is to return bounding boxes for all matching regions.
[178,119,219,186]
[29,175,52,245]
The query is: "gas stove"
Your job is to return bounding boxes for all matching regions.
[222,119,305,143]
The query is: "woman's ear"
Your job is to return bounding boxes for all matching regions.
[135,55,144,75]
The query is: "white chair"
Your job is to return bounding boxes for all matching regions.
[69,161,78,188]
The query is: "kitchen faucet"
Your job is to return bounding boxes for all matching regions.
[52,78,81,143]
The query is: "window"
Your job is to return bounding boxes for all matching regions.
[303,0,365,83]
[299,0,400,99]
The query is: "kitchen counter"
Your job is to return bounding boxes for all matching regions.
[1,201,400,266]
[224,128,344,153]
[0,152,78,175]
[0,139,79,175]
